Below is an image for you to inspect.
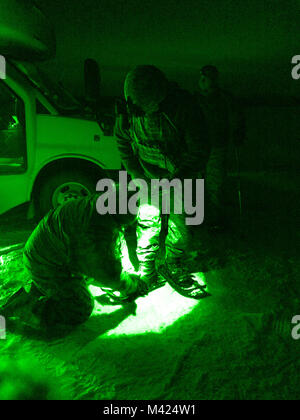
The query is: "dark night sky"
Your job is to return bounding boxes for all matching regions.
[38,0,300,101]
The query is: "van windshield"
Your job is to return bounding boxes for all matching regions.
[11,60,82,112]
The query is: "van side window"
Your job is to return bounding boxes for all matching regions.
[0,82,26,173]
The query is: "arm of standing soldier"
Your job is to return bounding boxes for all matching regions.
[173,103,210,179]
[114,115,149,180]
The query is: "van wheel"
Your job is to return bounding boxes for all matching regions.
[36,170,98,218]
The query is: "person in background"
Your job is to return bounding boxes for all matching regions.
[115,65,210,299]
[196,65,246,229]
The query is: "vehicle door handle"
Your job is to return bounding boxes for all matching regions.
[94,134,101,142]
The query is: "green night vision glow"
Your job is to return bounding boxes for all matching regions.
[88,204,206,336]
[89,282,203,337]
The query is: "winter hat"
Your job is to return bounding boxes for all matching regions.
[124,65,168,112]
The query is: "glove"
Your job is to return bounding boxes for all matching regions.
[119,271,148,297]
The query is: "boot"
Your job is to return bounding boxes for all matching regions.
[159,260,208,299]
[138,261,166,292]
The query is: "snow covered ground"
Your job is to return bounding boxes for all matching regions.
[0,171,299,400]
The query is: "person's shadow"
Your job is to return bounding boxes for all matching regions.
[6,302,137,342]
[74,302,137,342]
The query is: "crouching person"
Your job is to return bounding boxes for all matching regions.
[3,194,145,334]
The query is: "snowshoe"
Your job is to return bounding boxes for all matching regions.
[158,262,209,300]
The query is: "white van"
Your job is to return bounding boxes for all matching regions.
[0,0,121,217]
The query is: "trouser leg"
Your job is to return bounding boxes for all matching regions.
[23,253,94,328]
[136,204,161,277]
[165,212,191,262]
[36,277,94,327]
[136,185,192,268]
[205,146,227,225]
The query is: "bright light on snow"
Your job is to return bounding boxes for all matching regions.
[89,272,206,337]
[88,208,206,337]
